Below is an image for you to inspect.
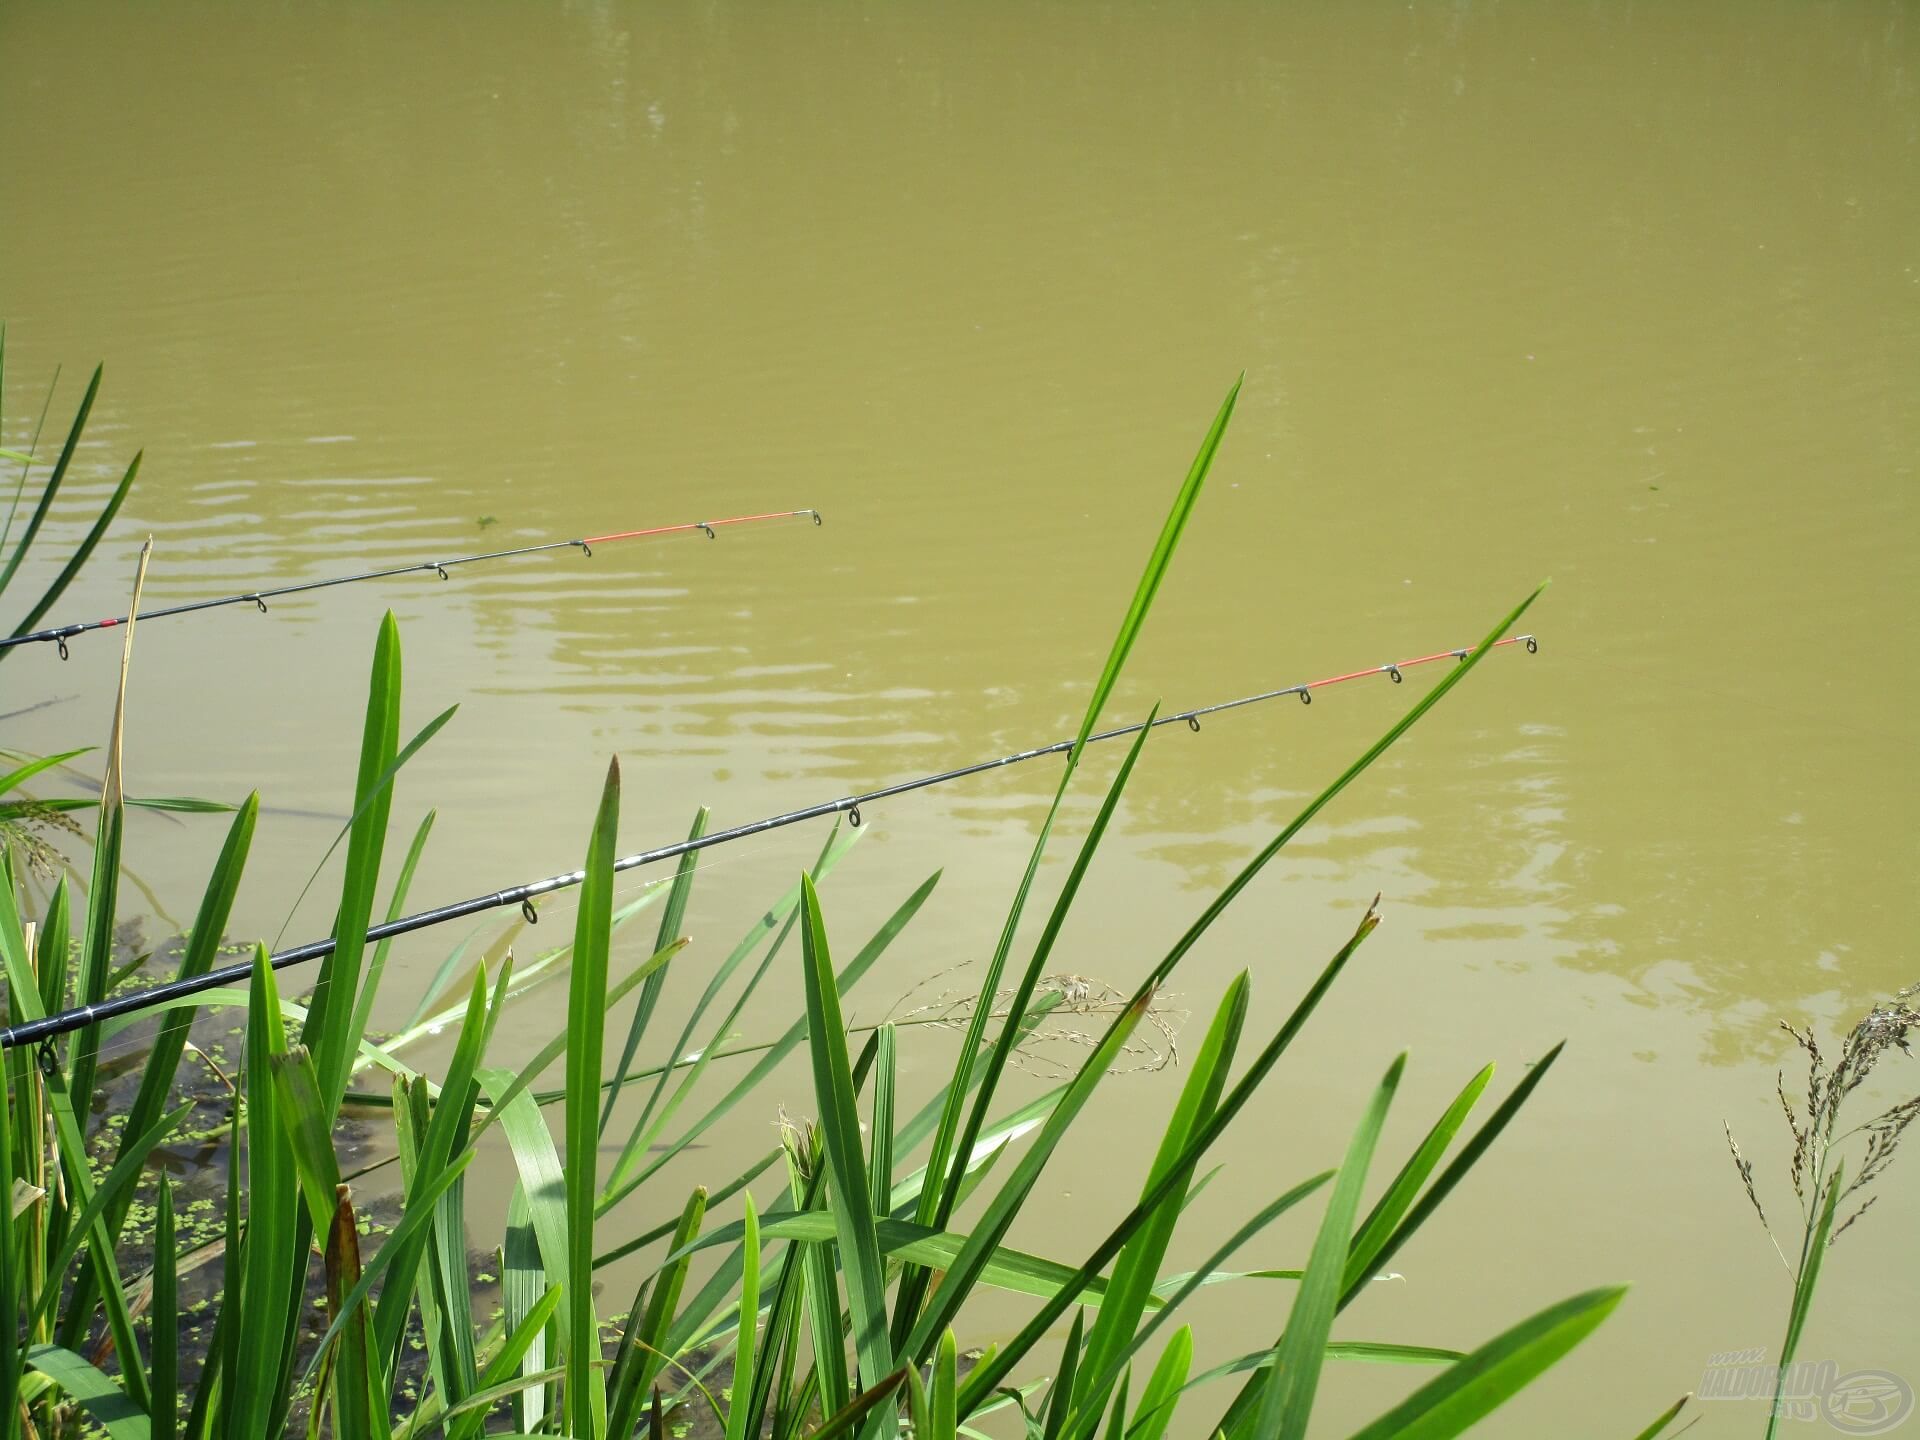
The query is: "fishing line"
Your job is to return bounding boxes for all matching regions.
[0,508,823,658]
[0,632,1537,1051]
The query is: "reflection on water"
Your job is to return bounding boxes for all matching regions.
[2,0,1916,1430]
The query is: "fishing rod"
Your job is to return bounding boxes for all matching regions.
[0,509,824,659]
[0,631,1538,1050]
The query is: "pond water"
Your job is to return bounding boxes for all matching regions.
[2,2,1916,1432]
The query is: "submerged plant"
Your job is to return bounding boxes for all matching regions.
[1724,982,1919,1436]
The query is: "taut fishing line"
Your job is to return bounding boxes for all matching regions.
[0,508,823,659]
[0,632,1538,1052]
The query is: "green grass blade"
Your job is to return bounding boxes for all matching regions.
[1126,1326,1192,1440]
[0,749,92,794]
[600,872,939,1216]
[373,961,506,1397]
[1067,1174,1333,1440]
[115,793,257,1174]
[0,1030,19,1439]
[32,1060,148,1413]
[602,806,707,1135]
[65,664,127,1131]
[1344,1287,1626,1440]
[61,784,252,1332]
[23,1345,149,1439]
[1075,376,1241,748]
[1339,1042,1565,1308]
[229,948,303,1440]
[275,701,455,950]
[500,1189,552,1430]
[723,1194,761,1440]
[7,450,139,641]
[1043,1311,1085,1440]
[1100,1369,1130,1440]
[479,1067,576,1364]
[323,1184,382,1440]
[740,1191,809,1440]
[301,612,406,1118]
[954,907,1384,1416]
[565,756,620,1440]
[869,1024,896,1217]
[30,1100,193,1337]
[268,1045,342,1235]
[0,363,100,600]
[1768,1164,1842,1440]
[470,937,687,1140]
[298,1145,478,1383]
[631,1187,710,1400]
[907,985,1153,1367]
[1077,969,1245,1408]
[454,1284,565,1440]
[913,377,1240,1314]
[932,1332,958,1440]
[1630,1393,1691,1440]
[798,875,893,1393]
[923,707,1157,1289]
[606,825,859,1198]
[1253,1053,1405,1440]
[790,1130,850,1417]
[1342,1062,1493,1298]
[38,875,71,1014]
[808,1369,912,1440]
[351,807,435,1047]
[150,1175,177,1440]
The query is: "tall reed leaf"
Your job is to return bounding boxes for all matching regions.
[230,948,302,1440]
[602,805,707,1134]
[0,362,102,605]
[723,1194,761,1440]
[1344,1286,1626,1439]
[1338,1041,1565,1308]
[21,1346,148,1439]
[5,450,139,643]
[601,870,937,1217]
[1250,1053,1406,1440]
[605,825,860,1204]
[66,539,147,1122]
[798,874,893,1394]
[1341,1063,1493,1298]
[303,612,405,1118]
[927,706,1158,1262]
[0,1022,19,1440]
[1631,1394,1692,1440]
[953,906,1385,1415]
[905,983,1153,1364]
[565,756,621,1440]
[1075,967,1246,1413]
[349,807,436,1048]
[1766,1162,1842,1440]
[150,1176,176,1440]
[1127,1327,1192,1440]
[915,376,1240,1297]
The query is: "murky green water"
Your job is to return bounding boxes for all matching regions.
[3,1,1916,1431]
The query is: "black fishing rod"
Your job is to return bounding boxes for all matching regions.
[1,509,823,659]
[0,632,1537,1050]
